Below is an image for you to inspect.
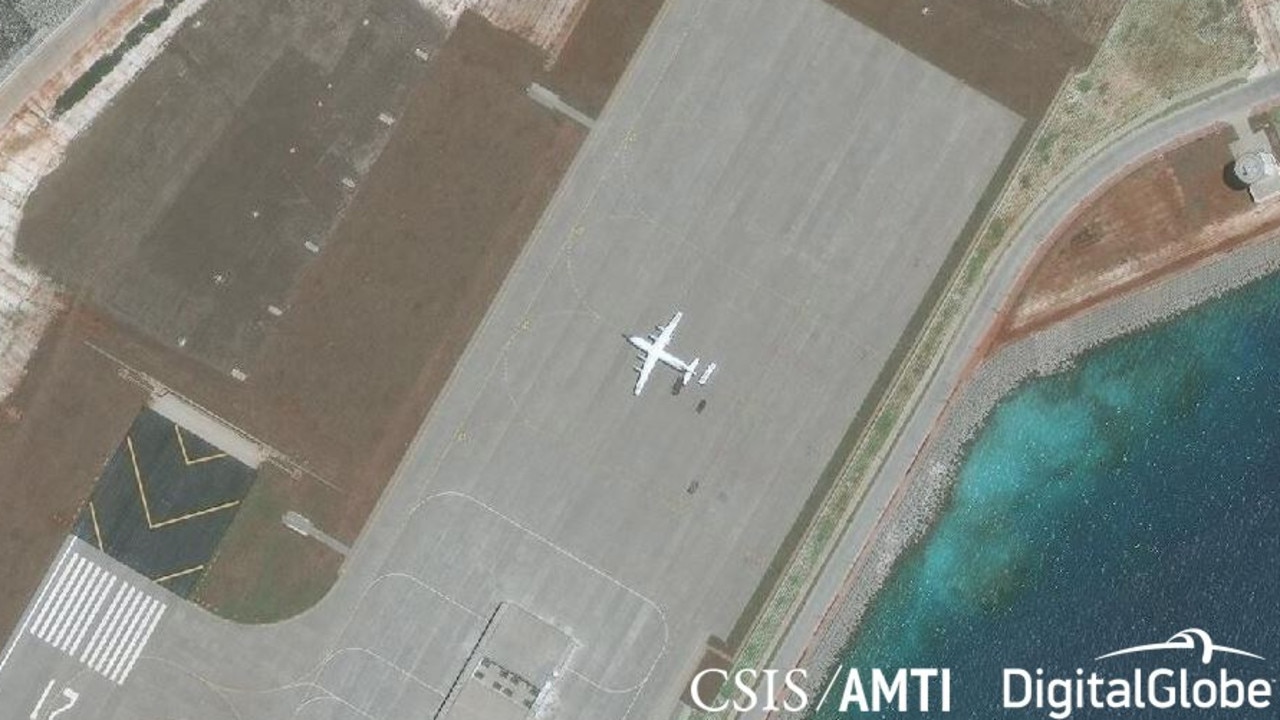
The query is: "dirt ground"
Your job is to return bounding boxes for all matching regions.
[537,0,665,116]
[995,126,1264,344]
[0,303,147,638]
[18,0,440,375]
[824,0,1110,118]
[0,0,663,630]
[64,13,585,623]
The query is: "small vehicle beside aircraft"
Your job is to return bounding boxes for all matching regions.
[626,311,716,396]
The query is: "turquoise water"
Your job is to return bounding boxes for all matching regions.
[817,272,1280,718]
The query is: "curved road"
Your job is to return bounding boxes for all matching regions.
[761,69,1280,714]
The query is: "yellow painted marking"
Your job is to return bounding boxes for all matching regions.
[126,436,156,528]
[88,501,105,551]
[173,425,227,466]
[149,500,241,529]
[126,436,241,530]
[153,565,205,585]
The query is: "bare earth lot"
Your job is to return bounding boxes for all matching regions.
[0,304,145,638]
[997,126,1267,343]
[0,0,660,631]
[538,0,666,116]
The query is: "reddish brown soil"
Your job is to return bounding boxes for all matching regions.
[538,0,665,116]
[80,13,584,542]
[995,127,1264,346]
[261,13,586,539]
[824,0,1105,118]
[0,10,587,628]
[2,0,667,628]
[0,303,147,637]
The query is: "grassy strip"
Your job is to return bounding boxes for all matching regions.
[691,1,1258,716]
[53,0,184,117]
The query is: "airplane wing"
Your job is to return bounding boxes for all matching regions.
[634,350,661,395]
[651,311,682,353]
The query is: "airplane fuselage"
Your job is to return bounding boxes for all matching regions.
[626,310,712,395]
[627,337,693,372]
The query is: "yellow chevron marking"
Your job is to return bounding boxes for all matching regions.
[153,565,205,585]
[127,436,156,528]
[126,435,240,530]
[149,500,241,529]
[173,425,228,466]
[89,501,105,551]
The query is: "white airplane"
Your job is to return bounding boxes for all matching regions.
[626,311,715,396]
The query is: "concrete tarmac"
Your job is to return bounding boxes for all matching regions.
[0,0,1019,717]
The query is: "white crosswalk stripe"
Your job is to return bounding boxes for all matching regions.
[81,585,130,667]
[50,564,100,649]
[94,590,144,676]
[31,555,84,639]
[27,551,166,685]
[69,574,116,655]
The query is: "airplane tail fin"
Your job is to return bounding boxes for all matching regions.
[683,358,700,385]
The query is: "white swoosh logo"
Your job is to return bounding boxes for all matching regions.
[1095,628,1265,665]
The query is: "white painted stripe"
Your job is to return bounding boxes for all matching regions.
[29,554,80,639]
[107,598,159,683]
[81,585,131,665]
[102,596,153,680]
[116,603,164,685]
[26,552,77,639]
[58,566,110,652]
[48,563,100,648]
[92,589,145,673]
[33,555,85,640]
[49,556,93,639]
[69,575,115,655]
[49,564,100,648]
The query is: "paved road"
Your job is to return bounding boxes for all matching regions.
[0,0,137,125]
[763,70,1280,717]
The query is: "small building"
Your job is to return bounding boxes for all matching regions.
[1229,128,1280,202]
